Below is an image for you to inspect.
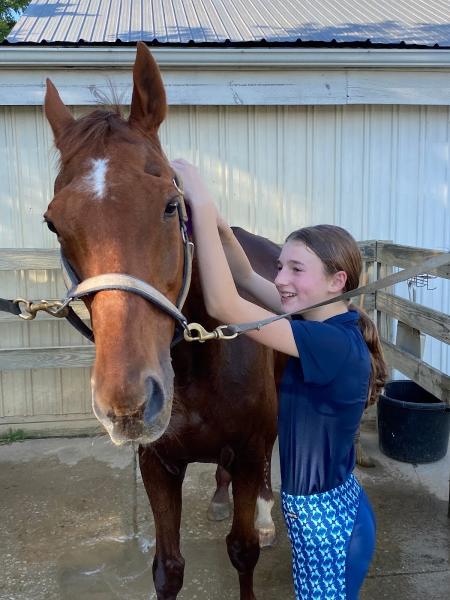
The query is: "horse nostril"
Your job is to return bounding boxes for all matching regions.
[143,376,165,423]
[107,410,117,424]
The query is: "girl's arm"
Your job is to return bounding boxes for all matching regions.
[172,159,298,357]
[217,218,283,312]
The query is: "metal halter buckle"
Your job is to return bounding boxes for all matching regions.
[13,299,70,321]
[183,322,238,343]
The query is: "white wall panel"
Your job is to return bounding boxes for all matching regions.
[0,103,448,427]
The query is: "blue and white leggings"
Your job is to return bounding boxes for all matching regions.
[281,474,376,599]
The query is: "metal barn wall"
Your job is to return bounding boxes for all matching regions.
[0,104,449,431]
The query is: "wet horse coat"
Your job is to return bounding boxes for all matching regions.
[43,43,281,600]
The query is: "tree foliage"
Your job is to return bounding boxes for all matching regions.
[0,1,30,41]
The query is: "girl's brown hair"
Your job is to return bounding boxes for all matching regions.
[286,224,387,406]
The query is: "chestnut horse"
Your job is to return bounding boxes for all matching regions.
[44,43,281,599]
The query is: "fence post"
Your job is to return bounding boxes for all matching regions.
[376,241,394,379]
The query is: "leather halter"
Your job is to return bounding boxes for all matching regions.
[59,180,194,344]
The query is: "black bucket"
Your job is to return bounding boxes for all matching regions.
[378,380,450,463]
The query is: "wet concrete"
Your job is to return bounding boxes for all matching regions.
[0,425,449,600]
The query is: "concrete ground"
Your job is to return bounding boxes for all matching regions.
[0,424,449,600]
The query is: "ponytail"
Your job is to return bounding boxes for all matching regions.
[349,303,388,406]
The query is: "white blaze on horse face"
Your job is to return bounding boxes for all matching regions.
[85,158,109,200]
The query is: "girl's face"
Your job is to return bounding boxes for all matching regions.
[275,240,346,315]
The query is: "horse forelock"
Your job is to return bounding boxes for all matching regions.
[57,108,163,170]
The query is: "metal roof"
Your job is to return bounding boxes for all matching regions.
[6,0,450,47]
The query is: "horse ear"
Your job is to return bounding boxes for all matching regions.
[128,42,167,133]
[44,79,75,145]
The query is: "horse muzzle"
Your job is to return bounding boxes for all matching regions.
[91,373,173,446]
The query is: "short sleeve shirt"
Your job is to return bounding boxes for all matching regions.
[278,311,371,496]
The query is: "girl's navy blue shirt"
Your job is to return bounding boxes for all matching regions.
[278,310,371,496]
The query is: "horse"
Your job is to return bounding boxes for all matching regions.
[43,42,282,600]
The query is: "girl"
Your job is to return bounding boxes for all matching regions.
[172,159,386,600]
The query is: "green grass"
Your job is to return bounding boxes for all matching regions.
[0,428,26,444]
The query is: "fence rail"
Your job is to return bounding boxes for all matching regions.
[0,249,61,271]
[376,291,450,345]
[376,242,450,279]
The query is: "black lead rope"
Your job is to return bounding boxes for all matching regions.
[65,306,95,343]
[0,298,21,316]
[0,296,95,342]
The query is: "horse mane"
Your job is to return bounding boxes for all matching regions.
[58,108,139,165]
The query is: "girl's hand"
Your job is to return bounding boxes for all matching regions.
[171,159,215,212]
[171,159,233,238]
[216,212,234,240]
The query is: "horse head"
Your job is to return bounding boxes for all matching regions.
[44,43,185,446]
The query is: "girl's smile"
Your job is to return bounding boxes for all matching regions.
[275,240,348,320]
[276,241,331,310]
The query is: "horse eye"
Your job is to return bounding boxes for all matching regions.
[164,201,179,217]
[45,220,58,234]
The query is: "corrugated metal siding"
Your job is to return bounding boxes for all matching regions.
[7,0,450,46]
[0,103,448,426]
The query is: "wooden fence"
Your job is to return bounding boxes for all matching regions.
[0,241,449,436]
[0,249,95,436]
[373,242,450,405]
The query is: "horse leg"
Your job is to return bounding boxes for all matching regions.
[139,446,186,600]
[255,449,276,548]
[208,464,232,521]
[227,459,261,600]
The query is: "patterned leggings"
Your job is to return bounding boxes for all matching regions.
[281,474,376,600]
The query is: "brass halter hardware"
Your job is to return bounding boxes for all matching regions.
[13,299,70,321]
[183,322,238,343]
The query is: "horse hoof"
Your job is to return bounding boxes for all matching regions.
[207,501,231,521]
[258,526,276,548]
[355,439,376,468]
[356,448,376,468]
[357,456,376,468]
